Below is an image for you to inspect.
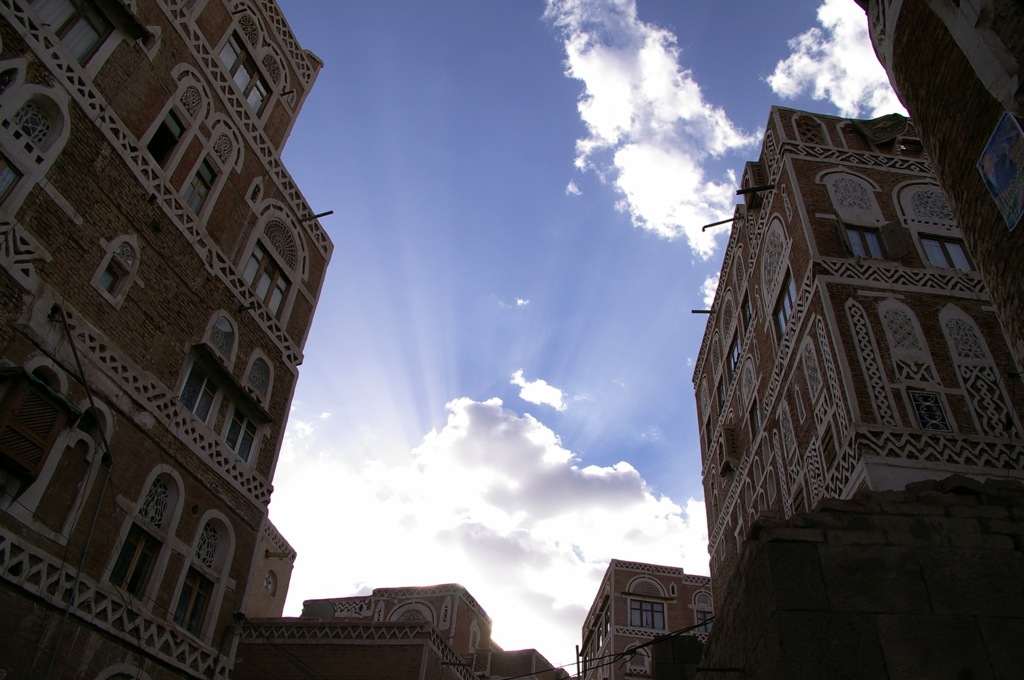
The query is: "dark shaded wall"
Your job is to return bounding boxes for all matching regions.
[702,476,1024,680]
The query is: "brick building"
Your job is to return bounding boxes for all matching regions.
[692,105,1024,601]
[0,1,330,678]
[578,560,712,680]
[234,584,568,680]
[857,0,1024,366]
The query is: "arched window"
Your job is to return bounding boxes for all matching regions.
[175,518,231,638]
[110,472,180,600]
[941,305,1016,436]
[92,236,142,306]
[207,314,236,361]
[246,357,270,397]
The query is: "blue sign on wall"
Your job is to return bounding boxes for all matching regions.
[978,111,1024,230]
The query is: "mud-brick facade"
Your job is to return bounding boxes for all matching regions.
[858,0,1024,367]
[234,584,567,680]
[579,560,712,680]
[0,1,330,678]
[692,106,1024,605]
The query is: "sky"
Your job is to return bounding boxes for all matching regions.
[268,0,904,667]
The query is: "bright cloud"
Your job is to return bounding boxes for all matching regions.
[767,0,906,118]
[271,398,708,665]
[565,180,582,196]
[511,369,567,411]
[700,272,719,309]
[545,0,757,258]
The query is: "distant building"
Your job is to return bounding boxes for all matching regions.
[0,1,329,677]
[579,560,712,680]
[234,583,568,680]
[692,106,1024,599]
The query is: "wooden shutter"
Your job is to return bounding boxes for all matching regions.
[0,375,71,478]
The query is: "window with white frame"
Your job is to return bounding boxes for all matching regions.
[223,405,257,462]
[0,153,21,202]
[726,333,741,382]
[629,599,665,630]
[183,158,216,213]
[218,33,271,114]
[179,364,218,423]
[773,272,796,337]
[96,240,136,299]
[147,108,185,166]
[695,609,713,633]
[908,389,952,432]
[846,225,884,258]
[174,521,221,636]
[32,0,113,64]
[242,241,290,318]
[921,236,972,271]
[110,474,177,598]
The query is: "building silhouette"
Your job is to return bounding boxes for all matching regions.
[578,559,712,680]
[692,105,1024,597]
[234,584,569,680]
[0,1,330,677]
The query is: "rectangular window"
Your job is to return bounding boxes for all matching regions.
[147,109,185,166]
[180,365,218,422]
[695,609,713,633]
[243,242,290,319]
[846,226,884,258]
[110,524,160,596]
[716,380,725,413]
[921,236,972,271]
[0,154,21,202]
[629,600,665,630]
[908,389,952,432]
[225,406,257,462]
[741,293,752,332]
[749,398,761,438]
[183,159,216,213]
[34,0,113,63]
[174,567,213,635]
[773,272,797,337]
[727,334,741,382]
[219,33,271,115]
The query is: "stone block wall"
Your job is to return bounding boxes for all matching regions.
[702,475,1024,679]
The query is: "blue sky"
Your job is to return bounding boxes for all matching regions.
[269,0,902,665]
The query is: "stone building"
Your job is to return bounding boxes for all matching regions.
[579,559,712,680]
[856,0,1024,366]
[691,105,1024,602]
[234,584,568,680]
[0,1,330,678]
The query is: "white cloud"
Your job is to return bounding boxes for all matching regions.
[515,298,530,307]
[767,0,906,118]
[565,180,582,196]
[271,398,708,665]
[545,0,757,258]
[511,369,567,411]
[700,272,719,309]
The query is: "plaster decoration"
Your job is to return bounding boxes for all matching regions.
[213,133,232,163]
[848,300,897,427]
[819,258,987,295]
[761,226,784,299]
[803,343,822,398]
[817,318,850,438]
[910,187,954,222]
[0,527,226,678]
[263,218,296,269]
[180,85,201,116]
[0,220,48,290]
[140,477,169,527]
[946,318,986,360]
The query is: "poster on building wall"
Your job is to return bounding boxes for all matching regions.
[978,111,1024,230]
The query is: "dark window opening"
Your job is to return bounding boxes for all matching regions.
[147,109,184,166]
